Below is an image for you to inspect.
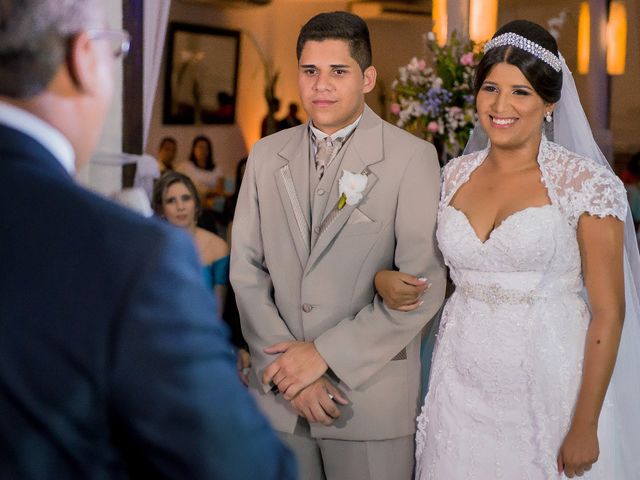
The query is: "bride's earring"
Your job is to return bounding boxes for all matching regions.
[545,111,552,123]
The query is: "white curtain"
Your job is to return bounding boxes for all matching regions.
[143,0,171,148]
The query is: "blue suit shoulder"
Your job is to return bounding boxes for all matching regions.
[0,157,297,479]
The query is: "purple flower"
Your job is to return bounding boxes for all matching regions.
[421,87,452,117]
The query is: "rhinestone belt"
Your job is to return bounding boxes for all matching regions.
[458,283,540,310]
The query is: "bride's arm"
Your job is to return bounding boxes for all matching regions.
[374,270,430,311]
[558,214,625,477]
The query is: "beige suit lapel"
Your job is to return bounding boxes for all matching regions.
[305,106,383,273]
[274,126,312,266]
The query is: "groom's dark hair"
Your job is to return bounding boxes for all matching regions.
[296,11,372,73]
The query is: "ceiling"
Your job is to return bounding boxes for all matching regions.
[179,0,431,8]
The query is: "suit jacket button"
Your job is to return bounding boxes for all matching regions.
[302,303,313,313]
[317,188,325,196]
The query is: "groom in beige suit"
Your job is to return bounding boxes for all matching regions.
[230,11,445,479]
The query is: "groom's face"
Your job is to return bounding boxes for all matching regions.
[297,39,376,135]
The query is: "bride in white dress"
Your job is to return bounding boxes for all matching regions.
[376,20,640,479]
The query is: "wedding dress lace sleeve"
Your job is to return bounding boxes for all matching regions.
[439,150,487,208]
[538,141,627,227]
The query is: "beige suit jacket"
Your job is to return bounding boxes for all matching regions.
[230,105,446,441]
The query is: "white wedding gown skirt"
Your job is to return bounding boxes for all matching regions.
[415,204,620,479]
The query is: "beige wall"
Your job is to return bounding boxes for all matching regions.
[610,0,640,153]
[367,16,433,122]
[146,0,355,178]
[146,0,640,178]
[146,0,430,178]
[499,0,640,154]
[146,1,258,178]
[77,0,123,187]
[97,0,124,155]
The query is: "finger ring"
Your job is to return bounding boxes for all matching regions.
[327,393,335,401]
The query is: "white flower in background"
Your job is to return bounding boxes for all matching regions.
[547,10,567,40]
[399,67,408,83]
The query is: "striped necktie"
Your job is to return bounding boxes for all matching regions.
[315,137,341,180]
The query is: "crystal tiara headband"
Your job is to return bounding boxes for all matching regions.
[483,32,562,72]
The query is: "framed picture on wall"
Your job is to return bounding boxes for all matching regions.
[163,22,240,125]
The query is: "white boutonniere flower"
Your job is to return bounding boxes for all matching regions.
[338,170,368,210]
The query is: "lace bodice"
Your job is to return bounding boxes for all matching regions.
[441,136,627,228]
[415,137,628,479]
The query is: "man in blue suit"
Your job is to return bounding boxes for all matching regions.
[0,1,296,478]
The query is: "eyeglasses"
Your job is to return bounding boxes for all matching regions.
[86,29,131,59]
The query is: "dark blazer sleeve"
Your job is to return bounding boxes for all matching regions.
[109,227,296,479]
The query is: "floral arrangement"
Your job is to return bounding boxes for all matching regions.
[390,32,482,162]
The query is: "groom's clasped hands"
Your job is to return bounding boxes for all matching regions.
[262,341,348,425]
[260,272,432,425]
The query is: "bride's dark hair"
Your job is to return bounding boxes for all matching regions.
[474,20,562,104]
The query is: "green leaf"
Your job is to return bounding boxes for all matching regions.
[338,194,346,210]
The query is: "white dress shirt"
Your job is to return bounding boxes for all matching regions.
[309,114,362,153]
[309,113,362,170]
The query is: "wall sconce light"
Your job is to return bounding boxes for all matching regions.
[577,2,590,74]
[469,0,498,43]
[606,1,627,75]
[432,0,447,47]
[576,0,627,75]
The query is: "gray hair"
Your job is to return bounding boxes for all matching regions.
[0,0,103,98]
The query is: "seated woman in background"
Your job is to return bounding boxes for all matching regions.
[156,136,177,173]
[174,135,223,196]
[153,171,250,384]
[175,135,224,234]
[152,171,229,314]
